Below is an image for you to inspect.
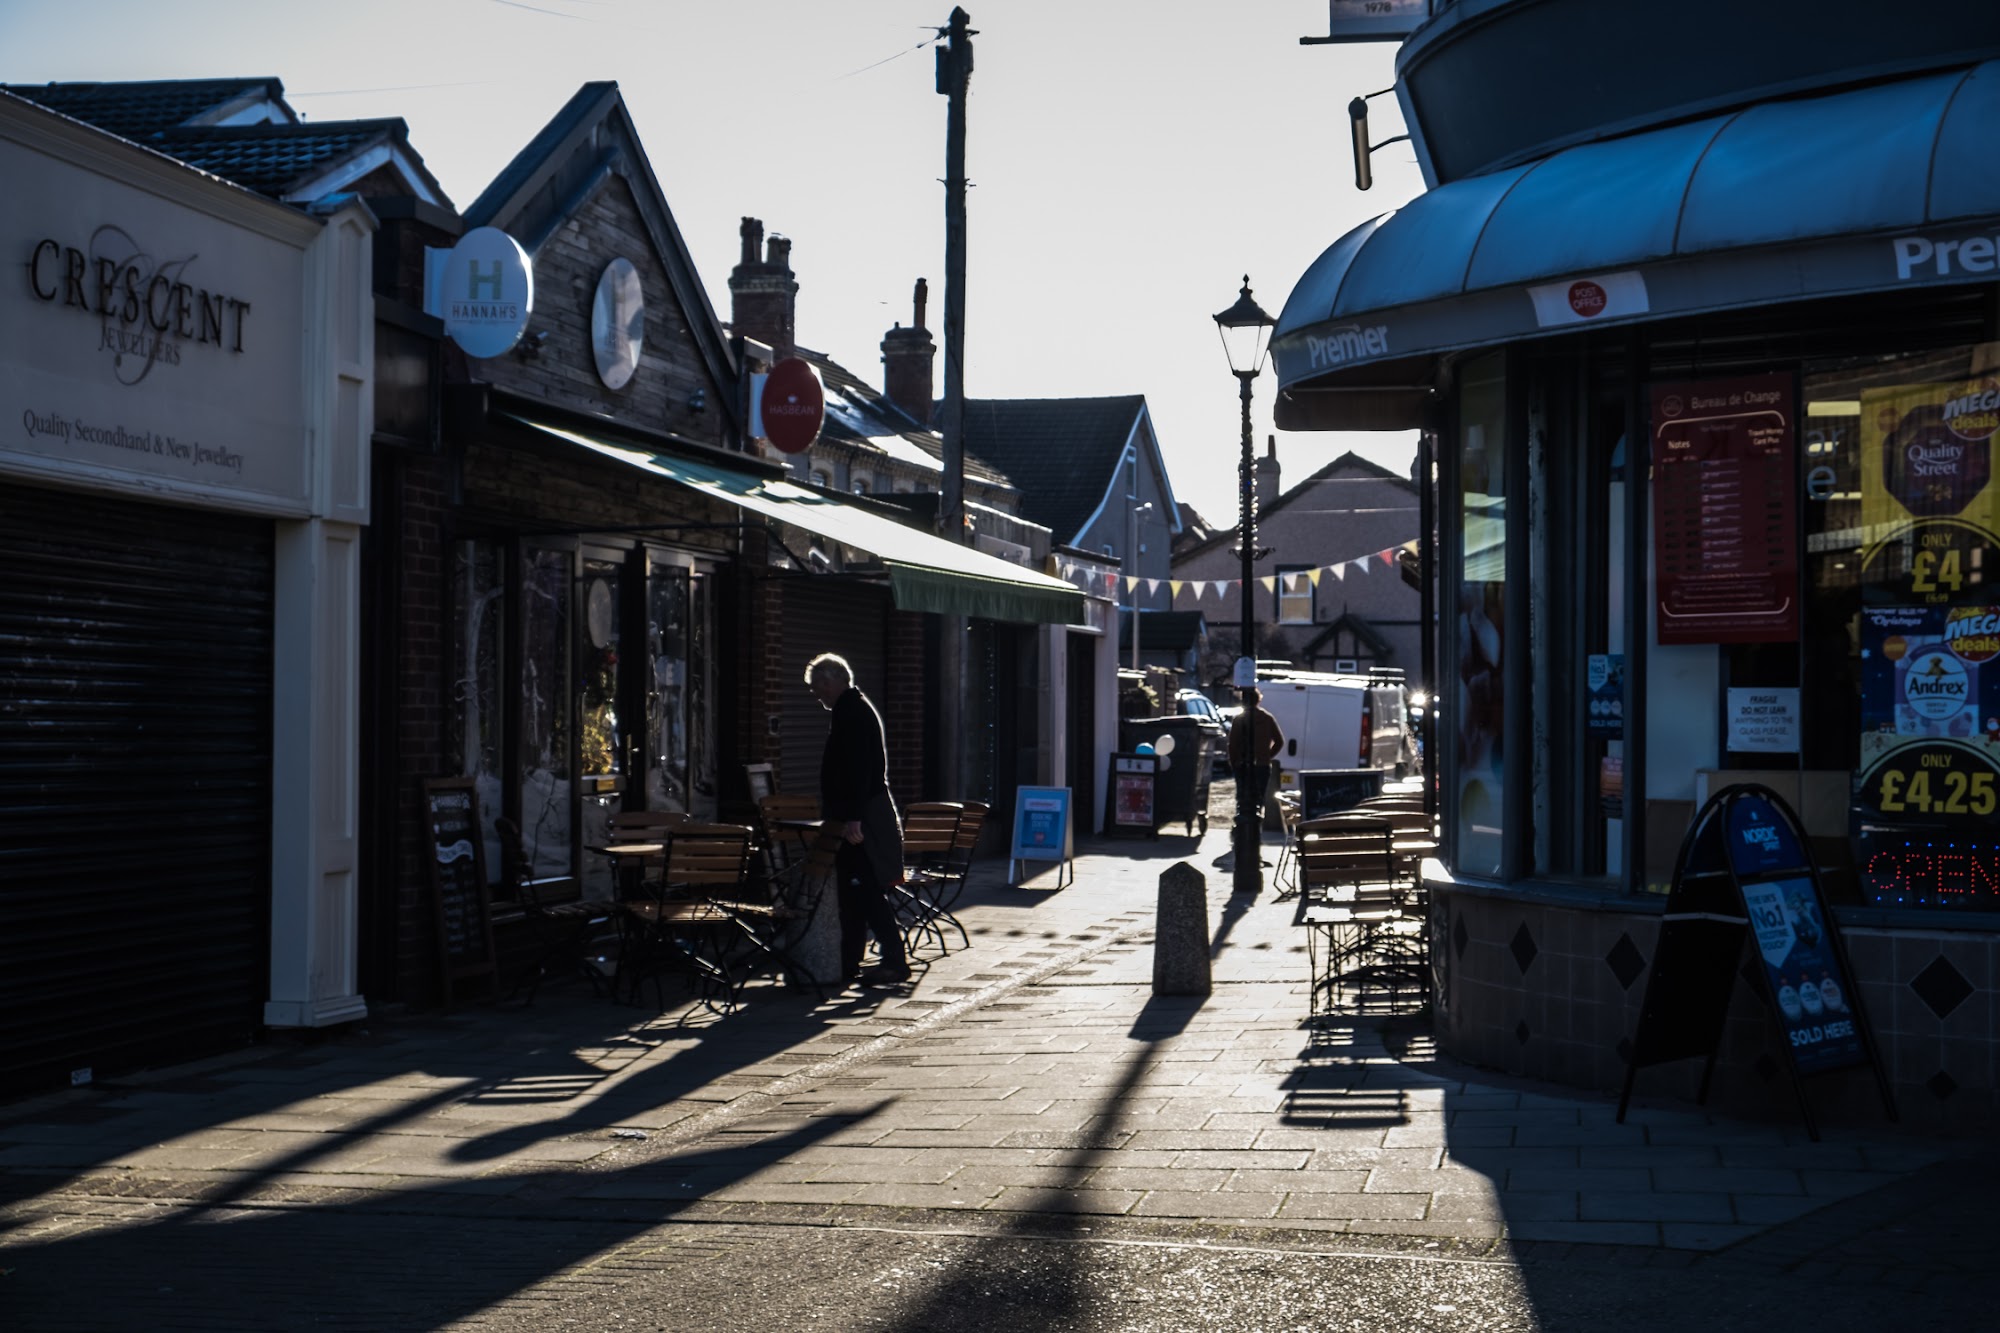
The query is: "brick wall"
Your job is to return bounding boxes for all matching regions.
[477,179,728,450]
[1430,886,2000,1136]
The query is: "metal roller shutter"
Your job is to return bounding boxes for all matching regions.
[0,485,273,1095]
[780,577,890,796]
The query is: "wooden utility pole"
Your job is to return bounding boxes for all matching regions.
[936,6,974,797]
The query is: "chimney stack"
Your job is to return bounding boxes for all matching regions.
[728,217,797,356]
[880,278,937,426]
[1255,434,1281,509]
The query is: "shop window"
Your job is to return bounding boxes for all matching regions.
[449,540,507,883]
[1276,565,1313,624]
[1453,353,1508,878]
[519,544,574,882]
[851,473,872,495]
[1800,342,2000,912]
[810,468,832,489]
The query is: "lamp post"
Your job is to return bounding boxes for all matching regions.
[1127,500,1153,673]
[1214,276,1276,896]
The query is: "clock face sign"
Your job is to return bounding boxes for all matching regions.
[591,257,645,390]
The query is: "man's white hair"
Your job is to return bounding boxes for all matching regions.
[804,652,853,688]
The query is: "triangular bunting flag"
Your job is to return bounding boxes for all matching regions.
[1257,576,1276,593]
[1380,549,1397,566]
[1146,578,1160,595]
[1330,564,1346,581]
[1308,568,1324,587]
[1123,576,1139,592]
[1169,579,1183,599]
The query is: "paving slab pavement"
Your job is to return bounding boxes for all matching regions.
[2,793,1993,1328]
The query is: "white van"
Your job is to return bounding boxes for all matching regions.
[1255,669,1413,779]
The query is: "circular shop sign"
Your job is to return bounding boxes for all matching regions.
[443,227,534,359]
[591,257,645,389]
[761,356,826,455]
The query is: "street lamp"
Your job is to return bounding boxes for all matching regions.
[1127,500,1154,673]
[1214,276,1275,896]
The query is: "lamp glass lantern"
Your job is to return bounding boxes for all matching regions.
[1213,277,1276,377]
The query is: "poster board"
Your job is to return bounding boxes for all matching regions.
[1617,785,1892,1139]
[1650,373,1800,644]
[1298,768,1385,820]
[422,778,497,1004]
[1009,785,1074,887]
[1106,753,1158,838]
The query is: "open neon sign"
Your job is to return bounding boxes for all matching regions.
[1860,835,2000,907]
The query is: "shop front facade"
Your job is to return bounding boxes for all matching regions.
[1,93,375,1092]
[1275,3,2000,1131]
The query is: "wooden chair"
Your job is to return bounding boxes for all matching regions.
[618,822,772,1012]
[897,802,969,955]
[1293,814,1425,1017]
[494,815,616,1005]
[755,792,822,883]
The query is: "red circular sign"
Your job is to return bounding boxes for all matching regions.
[1567,280,1608,318]
[761,357,825,455]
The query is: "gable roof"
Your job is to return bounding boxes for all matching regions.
[1172,449,1416,565]
[2,77,289,138]
[464,82,735,430]
[959,396,1151,543]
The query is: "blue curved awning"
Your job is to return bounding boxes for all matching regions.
[1273,60,2000,430]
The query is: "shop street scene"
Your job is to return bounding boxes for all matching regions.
[7,2,2000,1329]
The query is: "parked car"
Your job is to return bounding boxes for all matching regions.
[1176,689,1231,777]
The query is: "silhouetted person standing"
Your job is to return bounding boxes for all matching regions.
[1228,686,1284,897]
[808,652,908,986]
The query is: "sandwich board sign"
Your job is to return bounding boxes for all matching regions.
[1616,784,1894,1140]
[1008,785,1073,888]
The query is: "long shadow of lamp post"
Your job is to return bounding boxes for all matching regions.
[1213,276,1276,897]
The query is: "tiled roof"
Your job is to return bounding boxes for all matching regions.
[959,396,1146,544]
[798,346,1012,487]
[141,121,406,197]
[2,78,284,138]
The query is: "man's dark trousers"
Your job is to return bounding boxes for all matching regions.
[1235,762,1271,874]
[836,842,905,979]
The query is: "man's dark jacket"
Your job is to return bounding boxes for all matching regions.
[820,686,904,887]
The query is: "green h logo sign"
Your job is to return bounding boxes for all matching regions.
[465,259,504,301]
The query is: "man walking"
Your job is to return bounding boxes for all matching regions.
[808,652,909,986]
[1227,686,1284,897]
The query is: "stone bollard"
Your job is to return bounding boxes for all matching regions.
[1152,861,1212,996]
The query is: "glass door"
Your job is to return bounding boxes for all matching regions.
[578,550,626,897]
[643,556,692,814]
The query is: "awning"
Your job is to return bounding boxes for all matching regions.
[1273,60,2000,431]
[515,417,1087,625]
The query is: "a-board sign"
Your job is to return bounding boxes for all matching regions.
[1009,785,1074,888]
[1617,784,1892,1139]
[1299,768,1385,820]
[423,778,497,998]
[1107,753,1158,837]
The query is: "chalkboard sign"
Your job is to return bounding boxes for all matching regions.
[423,778,497,1004]
[1107,754,1158,838]
[1009,785,1074,887]
[1617,784,1892,1140]
[1299,768,1386,820]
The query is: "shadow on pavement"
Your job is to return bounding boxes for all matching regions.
[874,993,1206,1331]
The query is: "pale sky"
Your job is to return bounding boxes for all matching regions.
[2,0,1426,530]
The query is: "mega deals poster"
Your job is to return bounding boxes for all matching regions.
[1856,604,2000,823]
[1859,357,2000,605]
